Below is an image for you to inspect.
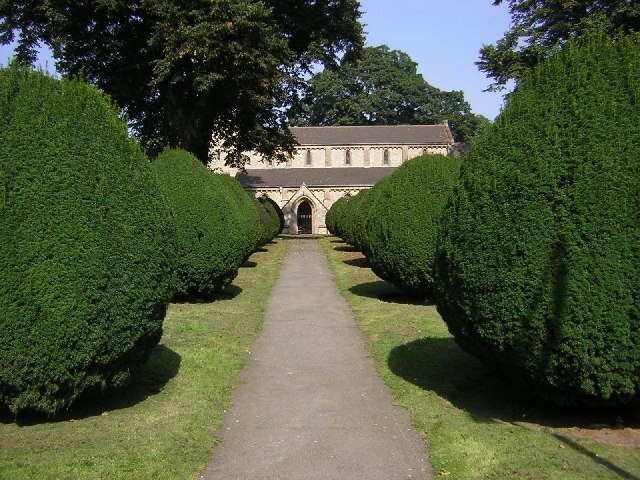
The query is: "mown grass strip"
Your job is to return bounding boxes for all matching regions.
[0,238,288,480]
[319,237,640,480]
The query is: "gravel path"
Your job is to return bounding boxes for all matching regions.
[200,238,432,480]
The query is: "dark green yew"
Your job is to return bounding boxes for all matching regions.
[0,67,176,415]
[435,35,640,406]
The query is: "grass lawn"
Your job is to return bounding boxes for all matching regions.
[0,238,288,480]
[319,236,640,480]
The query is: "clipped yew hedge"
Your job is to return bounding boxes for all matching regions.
[255,196,284,240]
[258,195,284,236]
[216,172,265,255]
[152,149,257,298]
[366,155,460,298]
[339,189,373,252]
[252,196,279,246]
[435,34,640,406]
[0,67,176,415]
[326,195,350,238]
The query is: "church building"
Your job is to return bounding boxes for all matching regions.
[209,123,454,234]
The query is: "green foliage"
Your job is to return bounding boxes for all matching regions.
[0,67,176,415]
[335,189,374,252]
[152,149,258,298]
[0,240,288,479]
[366,155,460,298]
[257,195,282,237]
[218,172,265,254]
[292,45,488,141]
[321,236,640,479]
[436,35,640,406]
[252,196,279,245]
[479,0,640,89]
[0,0,363,164]
[325,196,349,237]
[259,195,285,235]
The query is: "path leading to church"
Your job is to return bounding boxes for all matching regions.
[200,238,432,480]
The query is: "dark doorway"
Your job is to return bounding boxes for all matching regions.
[297,201,312,234]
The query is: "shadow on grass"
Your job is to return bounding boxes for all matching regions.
[279,234,322,241]
[388,337,534,423]
[1,344,181,426]
[388,337,640,430]
[254,247,269,253]
[333,245,359,252]
[343,256,371,268]
[552,433,640,480]
[388,337,640,479]
[212,284,243,301]
[241,260,258,268]
[173,285,243,304]
[349,281,431,306]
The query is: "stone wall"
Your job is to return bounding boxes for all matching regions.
[208,131,453,235]
[209,144,451,174]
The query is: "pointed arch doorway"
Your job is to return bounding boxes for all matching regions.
[297,200,313,234]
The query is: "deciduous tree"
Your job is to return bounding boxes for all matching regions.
[292,45,488,142]
[478,0,640,89]
[0,0,363,165]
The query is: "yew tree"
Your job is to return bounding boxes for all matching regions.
[437,34,640,406]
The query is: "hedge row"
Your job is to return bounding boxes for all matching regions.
[0,67,177,415]
[326,154,460,298]
[259,195,285,237]
[0,68,281,415]
[435,34,640,407]
[329,34,639,407]
[367,156,460,297]
[152,149,279,298]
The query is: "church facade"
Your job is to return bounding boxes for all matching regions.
[209,123,454,234]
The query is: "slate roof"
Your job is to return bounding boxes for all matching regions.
[290,124,453,146]
[237,167,397,188]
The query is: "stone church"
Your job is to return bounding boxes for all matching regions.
[209,123,454,234]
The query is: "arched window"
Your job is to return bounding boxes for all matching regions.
[345,150,351,165]
[383,148,389,165]
[306,149,312,166]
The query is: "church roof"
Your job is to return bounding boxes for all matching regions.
[291,124,453,146]
[237,167,397,188]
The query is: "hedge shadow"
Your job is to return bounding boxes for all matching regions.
[1,345,181,426]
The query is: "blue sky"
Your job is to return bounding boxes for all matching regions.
[359,0,513,120]
[0,1,512,120]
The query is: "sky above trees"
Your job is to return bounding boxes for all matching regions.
[0,1,513,121]
[2,1,633,142]
[359,0,513,120]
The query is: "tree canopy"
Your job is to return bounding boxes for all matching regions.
[0,0,364,165]
[478,0,640,89]
[292,45,489,142]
